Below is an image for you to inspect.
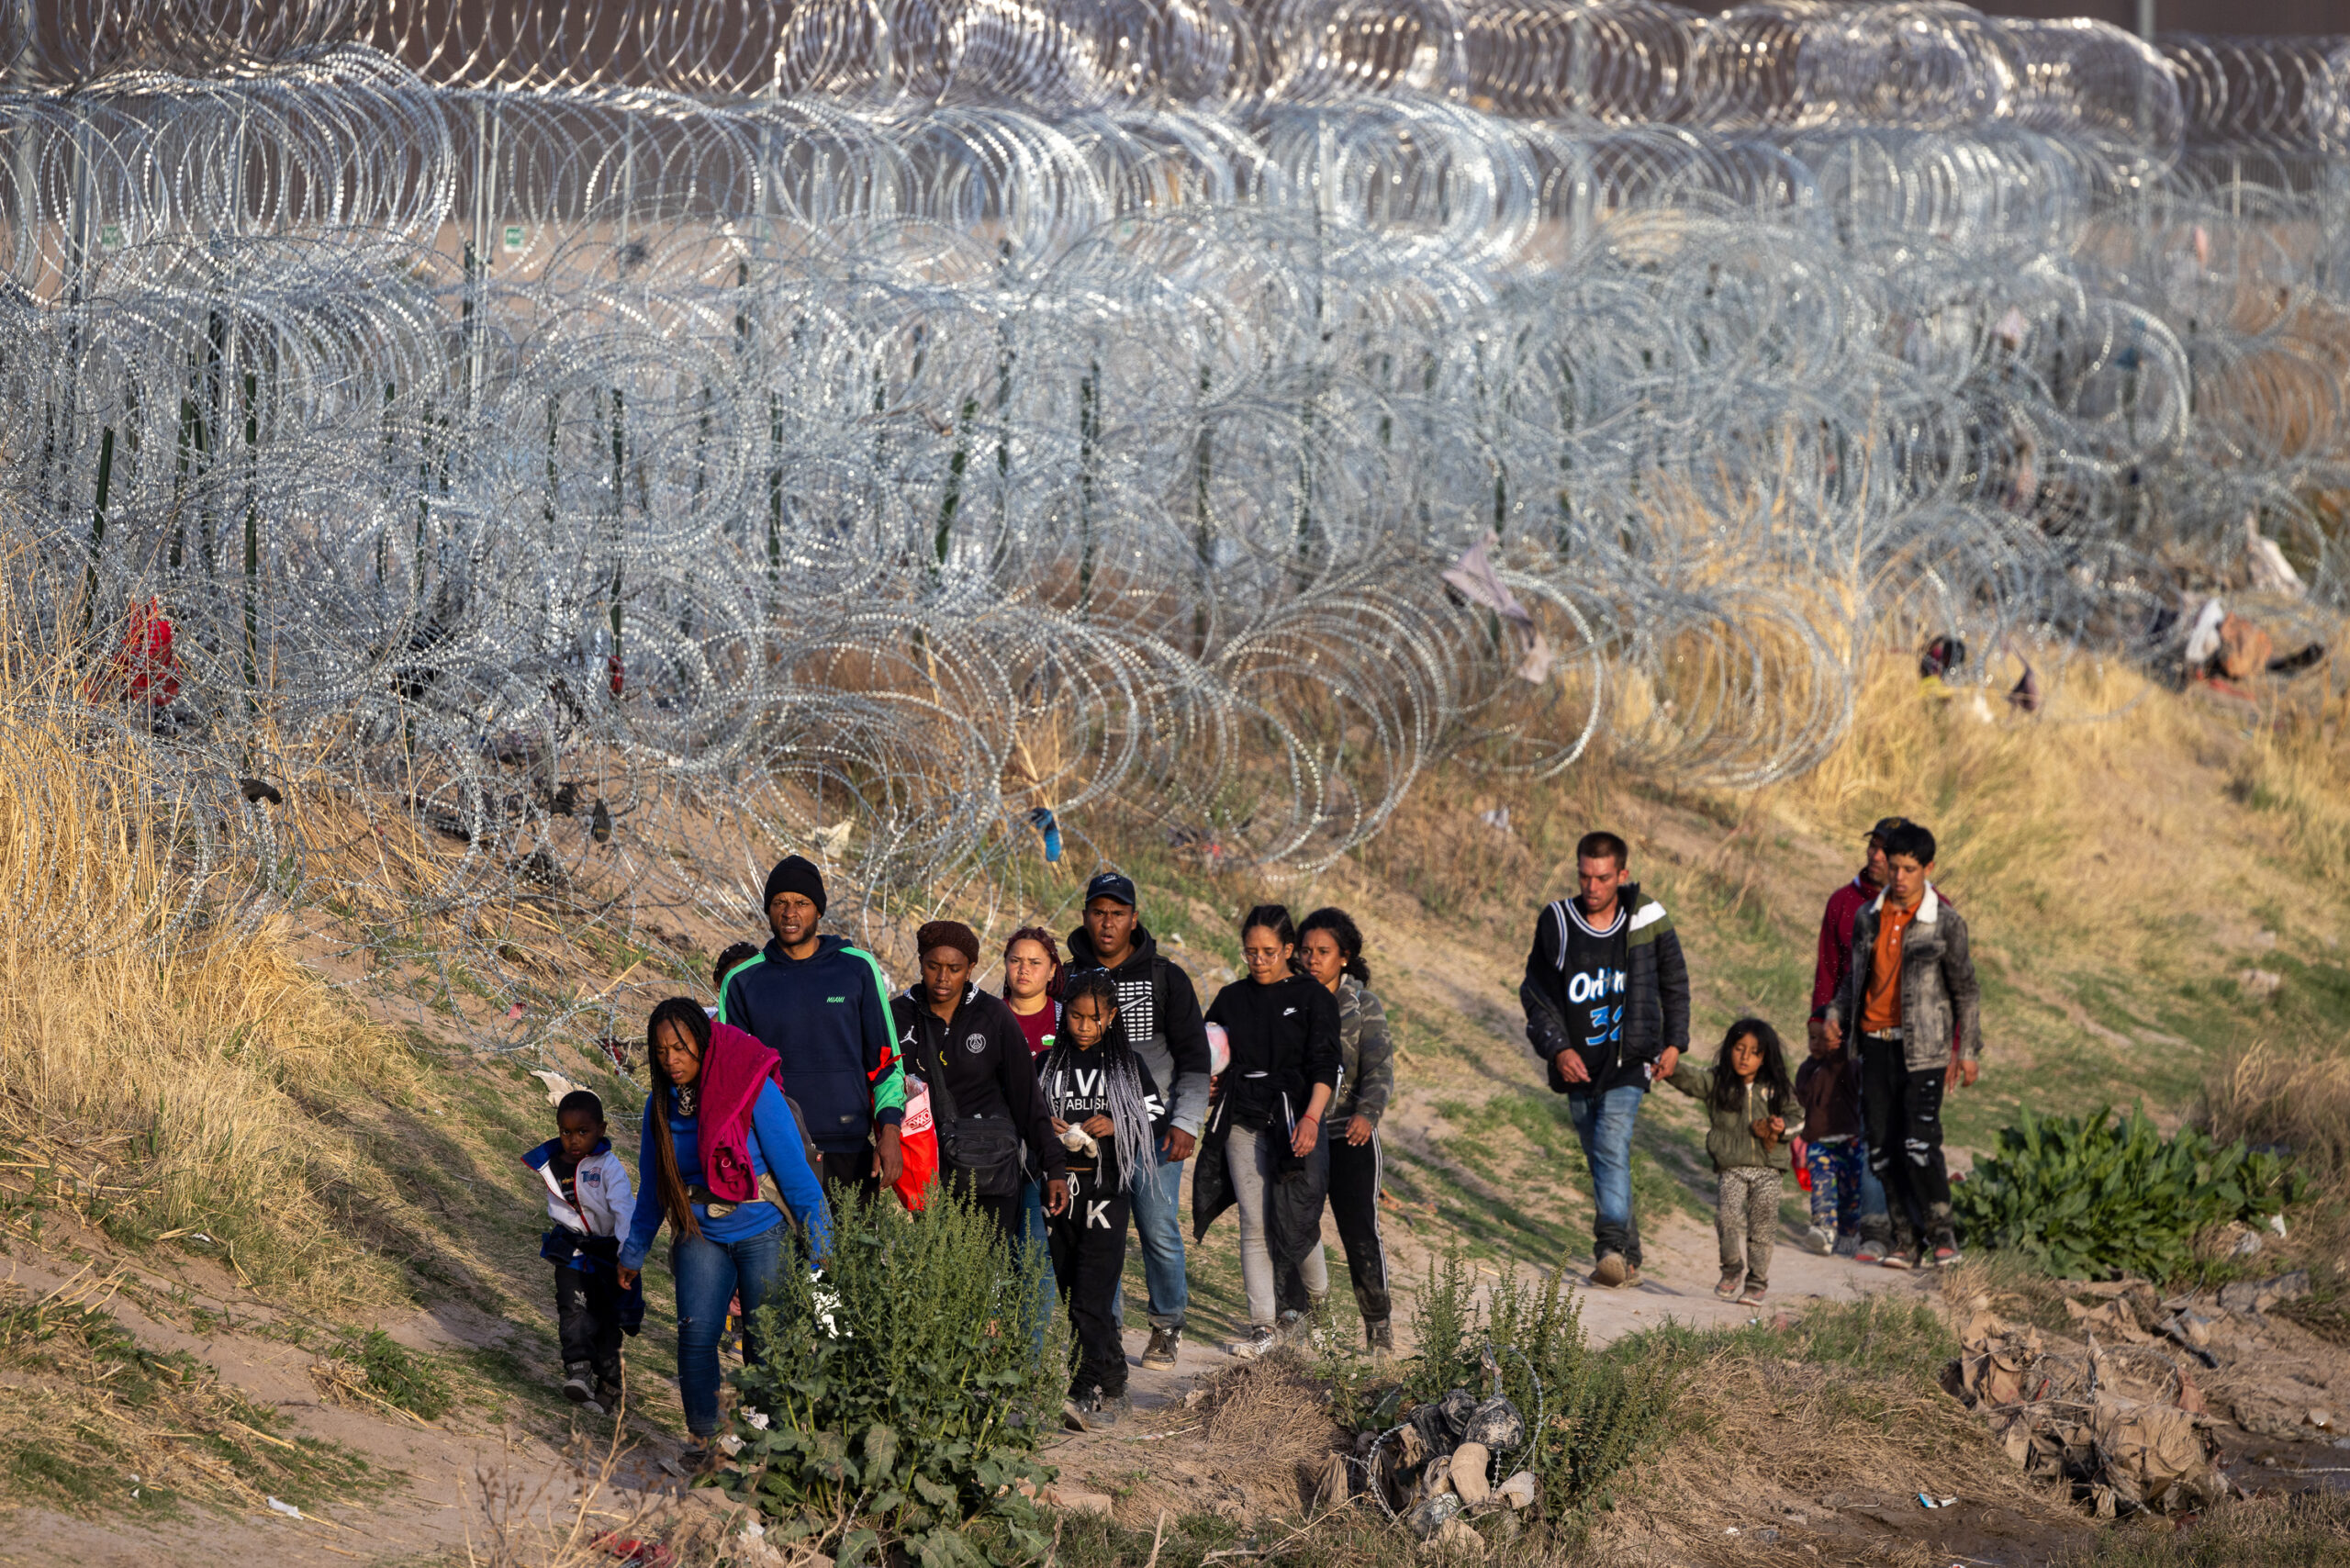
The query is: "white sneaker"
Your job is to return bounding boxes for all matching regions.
[1227,1326,1278,1360]
[1804,1226,1836,1256]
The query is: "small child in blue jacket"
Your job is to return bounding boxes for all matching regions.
[522,1090,643,1413]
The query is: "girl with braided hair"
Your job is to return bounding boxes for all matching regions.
[1040,968,1169,1428]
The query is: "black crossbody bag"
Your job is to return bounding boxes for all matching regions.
[915,1024,1025,1199]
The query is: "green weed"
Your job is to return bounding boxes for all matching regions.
[1331,1254,1695,1535]
[1954,1104,2303,1281]
[723,1189,1065,1568]
[330,1327,454,1421]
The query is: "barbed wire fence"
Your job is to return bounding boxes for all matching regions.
[1,2,2343,1044]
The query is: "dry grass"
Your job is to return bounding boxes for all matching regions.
[2051,1491,2350,1567]
[2229,703,2350,884]
[2210,1043,2350,1181]
[2204,1040,2350,1341]
[0,1267,375,1518]
[1076,1346,1342,1531]
[1596,1297,2061,1540]
[0,623,415,1308]
[1767,642,2350,1000]
[1795,655,2211,940]
[463,1435,725,1568]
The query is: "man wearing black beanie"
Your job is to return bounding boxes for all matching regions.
[721,855,904,1198]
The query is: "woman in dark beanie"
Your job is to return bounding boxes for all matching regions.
[890,920,1069,1247]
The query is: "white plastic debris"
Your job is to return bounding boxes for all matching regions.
[266,1497,303,1519]
[530,1069,584,1105]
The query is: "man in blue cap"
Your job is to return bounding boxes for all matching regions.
[1066,870,1211,1371]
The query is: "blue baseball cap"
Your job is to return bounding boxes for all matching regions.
[1084,871,1138,908]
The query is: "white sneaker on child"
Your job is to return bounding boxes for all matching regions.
[1803,1226,1835,1255]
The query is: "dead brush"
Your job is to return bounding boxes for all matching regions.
[2208,1042,2350,1181]
[1094,1346,1348,1530]
[1195,1345,1340,1456]
[1593,1302,2078,1565]
[2205,1041,2350,1342]
[464,1428,696,1568]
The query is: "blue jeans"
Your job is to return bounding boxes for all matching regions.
[1113,1140,1188,1332]
[1858,1141,1890,1218]
[672,1224,787,1439]
[1566,1085,1646,1268]
[1021,1177,1057,1337]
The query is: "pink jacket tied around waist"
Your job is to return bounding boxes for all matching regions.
[697,1020,787,1202]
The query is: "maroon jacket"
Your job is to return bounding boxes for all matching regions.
[698,1021,788,1203]
[1811,875,1874,1021]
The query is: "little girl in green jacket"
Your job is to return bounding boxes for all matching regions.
[1664,1018,1804,1305]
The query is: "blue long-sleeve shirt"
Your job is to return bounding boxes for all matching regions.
[619,1079,832,1270]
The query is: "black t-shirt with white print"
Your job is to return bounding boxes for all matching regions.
[1042,1049,1168,1177]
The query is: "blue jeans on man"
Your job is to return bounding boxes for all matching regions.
[1566,1084,1646,1269]
[671,1225,788,1439]
[1111,1140,1187,1331]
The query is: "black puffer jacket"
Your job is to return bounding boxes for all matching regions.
[1521,885,1691,1094]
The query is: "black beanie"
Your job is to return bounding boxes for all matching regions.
[763,854,827,917]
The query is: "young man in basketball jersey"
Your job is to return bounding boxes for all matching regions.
[1520,832,1690,1287]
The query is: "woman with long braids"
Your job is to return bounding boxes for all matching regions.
[1297,907,1396,1353]
[617,999,831,1469]
[1193,904,1340,1360]
[1038,969,1168,1428]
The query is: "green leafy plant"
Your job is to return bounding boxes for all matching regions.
[1954,1104,2305,1281]
[722,1191,1064,1568]
[330,1327,453,1421]
[1335,1253,1693,1531]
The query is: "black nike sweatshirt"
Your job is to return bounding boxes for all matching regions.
[1204,973,1340,1133]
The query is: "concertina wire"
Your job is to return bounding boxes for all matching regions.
[0,1,2343,1046]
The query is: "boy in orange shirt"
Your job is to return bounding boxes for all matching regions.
[1825,822,1981,1270]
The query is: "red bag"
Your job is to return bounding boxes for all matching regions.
[1791,1137,1812,1193]
[892,1076,940,1212]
